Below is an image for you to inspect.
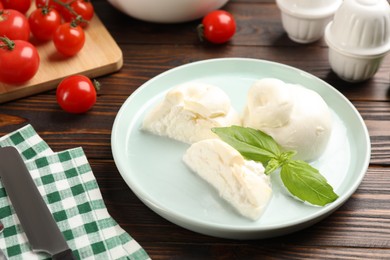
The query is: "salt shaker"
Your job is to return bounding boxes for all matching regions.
[276,0,342,43]
[324,0,390,82]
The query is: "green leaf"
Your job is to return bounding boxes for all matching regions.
[213,126,339,207]
[280,160,339,206]
[212,126,281,165]
[264,158,282,175]
[278,151,297,163]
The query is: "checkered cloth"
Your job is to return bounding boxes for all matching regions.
[0,125,150,260]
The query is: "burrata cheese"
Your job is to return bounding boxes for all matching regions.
[142,82,241,144]
[183,138,272,220]
[242,78,332,161]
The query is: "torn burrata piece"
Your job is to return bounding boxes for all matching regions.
[142,82,241,144]
[183,138,272,220]
[242,78,332,162]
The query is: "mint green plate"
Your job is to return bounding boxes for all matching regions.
[111,58,370,239]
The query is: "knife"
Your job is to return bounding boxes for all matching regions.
[0,146,76,260]
[0,220,7,260]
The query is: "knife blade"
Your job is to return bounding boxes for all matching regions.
[0,220,7,260]
[0,248,6,260]
[0,146,76,260]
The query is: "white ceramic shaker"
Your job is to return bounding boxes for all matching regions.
[325,0,390,82]
[276,0,342,43]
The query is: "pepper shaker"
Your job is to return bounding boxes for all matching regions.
[324,0,390,82]
[276,0,342,43]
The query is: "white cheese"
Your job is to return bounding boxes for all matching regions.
[242,78,333,161]
[142,82,241,144]
[183,139,272,220]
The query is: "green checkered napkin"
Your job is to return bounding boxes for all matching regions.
[0,125,150,260]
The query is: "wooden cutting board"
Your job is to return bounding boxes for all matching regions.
[0,14,123,103]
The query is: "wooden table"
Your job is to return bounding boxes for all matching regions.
[1,0,390,258]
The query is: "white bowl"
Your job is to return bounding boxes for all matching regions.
[107,0,230,23]
[276,0,342,43]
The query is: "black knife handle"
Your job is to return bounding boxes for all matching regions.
[52,249,77,260]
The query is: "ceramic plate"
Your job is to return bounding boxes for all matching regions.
[111,58,370,239]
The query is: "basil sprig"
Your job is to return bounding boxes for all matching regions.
[212,126,338,206]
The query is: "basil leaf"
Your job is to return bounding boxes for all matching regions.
[280,160,339,206]
[264,158,282,175]
[265,151,297,174]
[212,126,281,165]
[213,126,338,207]
[278,151,297,164]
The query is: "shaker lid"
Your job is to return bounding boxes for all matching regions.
[276,0,342,19]
[324,0,390,56]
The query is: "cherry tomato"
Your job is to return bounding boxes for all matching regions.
[53,22,85,56]
[2,0,31,14]
[61,0,94,26]
[29,7,62,41]
[56,75,97,114]
[200,10,236,44]
[0,37,40,84]
[0,2,3,9]
[0,9,31,41]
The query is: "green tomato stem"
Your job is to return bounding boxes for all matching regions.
[197,24,205,42]
[41,6,50,15]
[52,0,89,26]
[0,37,15,51]
[93,79,101,93]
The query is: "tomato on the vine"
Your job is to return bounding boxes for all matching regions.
[2,0,31,14]
[0,9,30,41]
[0,37,40,84]
[61,0,94,26]
[53,22,85,56]
[56,75,98,114]
[29,7,62,41]
[35,0,69,12]
[199,10,236,44]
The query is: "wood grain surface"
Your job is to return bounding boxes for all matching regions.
[1,0,390,259]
